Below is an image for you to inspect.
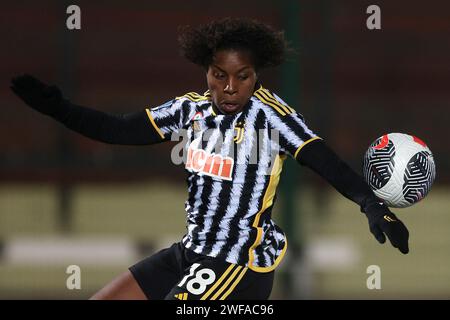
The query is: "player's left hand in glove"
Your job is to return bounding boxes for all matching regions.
[10,74,66,118]
[363,201,409,254]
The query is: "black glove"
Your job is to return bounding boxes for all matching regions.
[363,201,409,254]
[10,74,67,119]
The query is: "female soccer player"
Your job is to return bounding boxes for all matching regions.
[10,18,409,300]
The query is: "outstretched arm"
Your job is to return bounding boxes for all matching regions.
[10,74,164,145]
[296,139,409,254]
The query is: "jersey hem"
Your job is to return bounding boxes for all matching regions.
[247,237,288,273]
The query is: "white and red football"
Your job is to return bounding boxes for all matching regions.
[363,133,436,208]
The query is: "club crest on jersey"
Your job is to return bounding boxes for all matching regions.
[233,121,245,144]
[185,145,234,180]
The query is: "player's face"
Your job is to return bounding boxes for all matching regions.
[207,49,257,115]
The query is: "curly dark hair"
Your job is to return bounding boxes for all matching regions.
[178,18,289,70]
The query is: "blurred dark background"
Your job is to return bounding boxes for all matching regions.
[0,0,449,299]
[1,0,448,183]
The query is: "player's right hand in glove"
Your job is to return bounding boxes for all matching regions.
[363,201,409,254]
[10,74,66,118]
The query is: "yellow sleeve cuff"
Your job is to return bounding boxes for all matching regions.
[294,136,322,159]
[145,108,165,139]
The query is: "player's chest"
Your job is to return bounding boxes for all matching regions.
[185,116,275,178]
[187,113,259,148]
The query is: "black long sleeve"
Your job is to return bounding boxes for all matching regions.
[52,100,164,145]
[297,139,410,254]
[10,74,162,145]
[296,139,382,213]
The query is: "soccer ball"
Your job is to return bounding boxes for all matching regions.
[363,133,436,208]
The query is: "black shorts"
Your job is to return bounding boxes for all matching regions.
[129,242,274,300]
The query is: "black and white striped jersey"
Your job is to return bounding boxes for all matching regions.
[146,85,321,272]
